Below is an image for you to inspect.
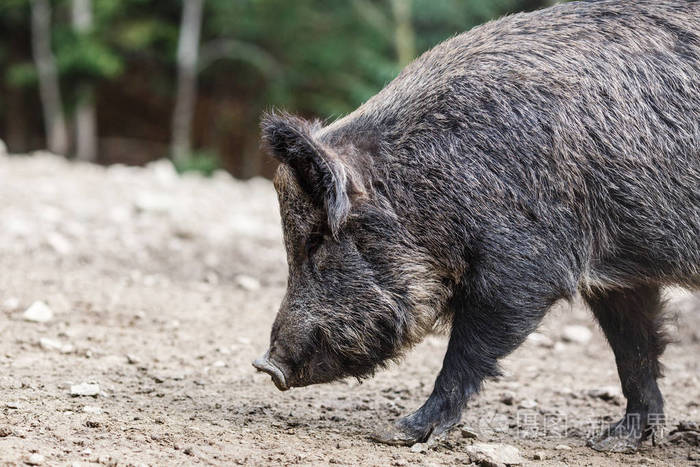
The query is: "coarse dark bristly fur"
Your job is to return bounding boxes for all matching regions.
[253,0,700,453]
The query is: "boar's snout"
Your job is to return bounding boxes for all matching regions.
[252,351,289,391]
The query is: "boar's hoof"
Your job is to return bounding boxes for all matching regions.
[588,433,639,453]
[588,419,645,453]
[370,420,433,446]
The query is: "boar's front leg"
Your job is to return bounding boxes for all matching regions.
[373,286,552,446]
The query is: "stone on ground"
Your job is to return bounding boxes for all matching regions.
[465,442,524,466]
[23,301,54,323]
[561,325,592,344]
[70,383,100,397]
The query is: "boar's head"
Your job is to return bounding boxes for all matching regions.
[252,113,450,391]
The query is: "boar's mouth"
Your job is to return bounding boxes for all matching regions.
[252,353,289,391]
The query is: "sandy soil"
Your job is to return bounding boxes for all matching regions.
[0,153,698,466]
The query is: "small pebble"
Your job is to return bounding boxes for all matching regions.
[410,443,427,453]
[134,192,172,213]
[466,443,523,465]
[2,297,19,311]
[23,301,54,323]
[518,399,538,409]
[235,275,261,291]
[562,325,592,344]
[39,338,73,354]
[500,390,517,405]
[70,383,100,397]
[46,232,72,255]
[26,453,44,465]
[82,406,102,414]
[555,444,572,450]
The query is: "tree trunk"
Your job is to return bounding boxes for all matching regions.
[391,0,415,67]
[5,87,29,153]
[30,0,69,155]
[171,0,204,165]
[239,133,262,179]
[72,0,98,162]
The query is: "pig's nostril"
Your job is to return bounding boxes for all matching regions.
[252,356,289,391]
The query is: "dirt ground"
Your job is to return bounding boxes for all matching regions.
[0,153,699,466]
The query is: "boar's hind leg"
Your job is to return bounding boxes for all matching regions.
[583,284,668,453]
[372,288,551,446]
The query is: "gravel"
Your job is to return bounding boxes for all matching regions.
[0,153,697,466]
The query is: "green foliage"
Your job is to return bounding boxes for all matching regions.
[203,0,395,118]
[0,0,29,16]
[6,62,37,87]
[173,150,220,177]
[202,0,546,120]
[55,31,123,81]
[113,18,176,51]
[0,0,553,168]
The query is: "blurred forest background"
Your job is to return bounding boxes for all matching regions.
[0,0,556,179]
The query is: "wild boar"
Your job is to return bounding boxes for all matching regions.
[253,0,700,453]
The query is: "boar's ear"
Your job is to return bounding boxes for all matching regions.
[261,112,350,237]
